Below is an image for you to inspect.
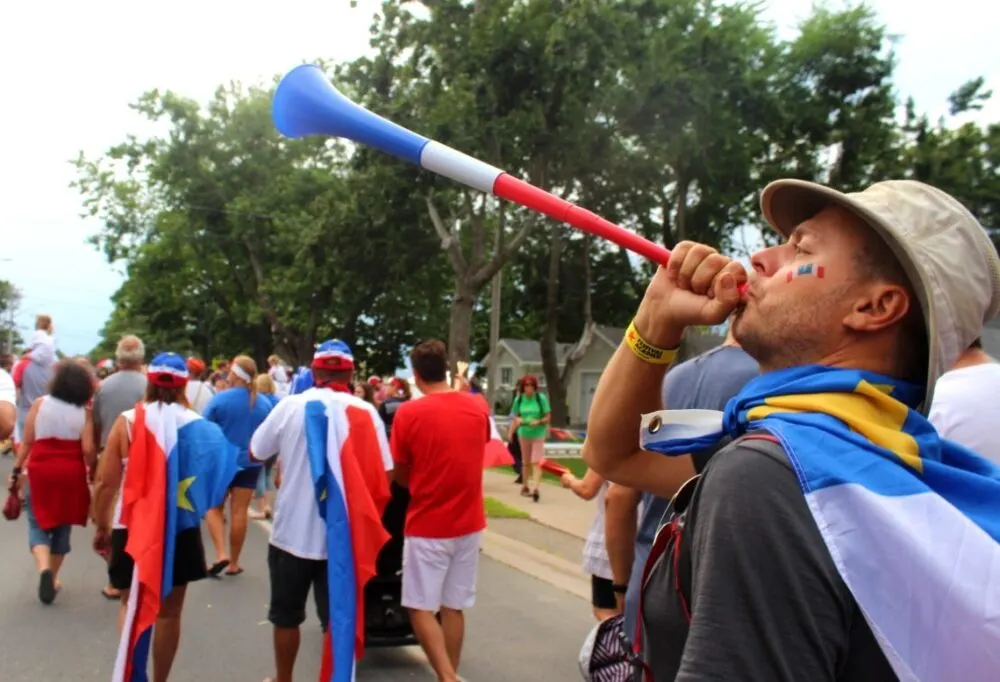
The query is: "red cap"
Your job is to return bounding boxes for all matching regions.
[187,357,206,375]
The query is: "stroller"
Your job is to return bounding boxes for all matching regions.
[364,481,416,646]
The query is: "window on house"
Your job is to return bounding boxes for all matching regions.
[501,367,513,385]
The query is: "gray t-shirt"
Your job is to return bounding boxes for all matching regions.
[624,345,758,639]
[94,370,147,447]
[641,439,896,681]
[16,360,52,421]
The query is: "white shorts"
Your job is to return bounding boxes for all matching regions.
[402,532,482,612]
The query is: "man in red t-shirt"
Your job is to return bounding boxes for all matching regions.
[390,340,489,682]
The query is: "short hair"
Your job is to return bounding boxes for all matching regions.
[35,314,52,332]
[116,335,145,365]
[410,340,449,383]
[854,230,928,385]
[145,381,187,405]
[49,360,95,407]
[313,367,353,386]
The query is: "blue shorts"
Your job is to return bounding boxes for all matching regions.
[24,482,71,555]
[230,466,261,490]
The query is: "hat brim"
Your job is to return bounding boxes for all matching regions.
[759,179,938,412]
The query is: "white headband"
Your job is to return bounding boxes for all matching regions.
[231,364,252,383]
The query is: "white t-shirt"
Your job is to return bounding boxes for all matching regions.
[250,387,392,560]
[185,380,214,414]
[928,362,1000,466]
[0,369,14,406]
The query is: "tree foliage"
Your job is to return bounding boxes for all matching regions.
[76,0,999,418]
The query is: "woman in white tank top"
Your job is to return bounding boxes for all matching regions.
[8,360,96,605]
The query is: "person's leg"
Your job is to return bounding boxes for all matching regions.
[48,525,71,592]
[518,435,533,496]
[204,500,230,574]
[24,482,56,604]
[151,586,187,682]
[529,439,544,498]
[108,529,134,629]
[267,544,313,682]
[439,532,482,673]
[227,485,254,573]
[403,537,459,682]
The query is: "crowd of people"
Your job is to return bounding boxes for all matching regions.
[0,177,998,682]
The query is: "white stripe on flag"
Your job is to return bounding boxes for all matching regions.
[111,566,140,681]
[806,484,1000,682]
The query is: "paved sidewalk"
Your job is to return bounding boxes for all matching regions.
[483,469,594,539]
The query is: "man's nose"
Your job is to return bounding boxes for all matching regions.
[750,245,787,278]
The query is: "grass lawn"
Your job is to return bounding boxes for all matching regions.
[484,496,530,519]
[490,456,589,485]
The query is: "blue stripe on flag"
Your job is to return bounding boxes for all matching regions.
[305,399,357,681]
[163,447,179,598]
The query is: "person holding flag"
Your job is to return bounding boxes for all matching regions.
[91,352,237,682]
[249,339,393,682]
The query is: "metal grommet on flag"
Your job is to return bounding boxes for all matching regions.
[648,415,662,434]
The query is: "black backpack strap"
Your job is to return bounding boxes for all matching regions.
[674,432,785,622]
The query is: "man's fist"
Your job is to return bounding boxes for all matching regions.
[633,242,748,348]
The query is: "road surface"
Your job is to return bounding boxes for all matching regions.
[0,458,594,681]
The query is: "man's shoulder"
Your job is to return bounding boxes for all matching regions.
[700,435,794,489]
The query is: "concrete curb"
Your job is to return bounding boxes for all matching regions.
[481,530,589,602]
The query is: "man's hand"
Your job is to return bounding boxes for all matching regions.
[633,242,748,349]
[93,526,111,558]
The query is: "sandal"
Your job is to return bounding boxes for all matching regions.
[39,570,56,605]
[532,489,540,503]
[208,559,230,577]
[520,488,531,497]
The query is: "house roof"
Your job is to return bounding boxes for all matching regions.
[481,325,626,366]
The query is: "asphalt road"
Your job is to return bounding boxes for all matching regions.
[0,457,594,681]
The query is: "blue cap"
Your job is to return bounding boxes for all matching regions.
[312,340,354,371]
[147,352,189,387]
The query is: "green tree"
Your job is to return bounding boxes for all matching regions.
[0,280,23,353]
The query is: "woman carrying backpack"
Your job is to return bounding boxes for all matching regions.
[507,375,550,502]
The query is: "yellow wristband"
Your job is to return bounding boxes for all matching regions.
[625,320,678,365]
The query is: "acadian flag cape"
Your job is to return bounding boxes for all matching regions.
[112,402,237,682]
[303,389,391,682]
[483,415,514,468]
[641,366,1000,682]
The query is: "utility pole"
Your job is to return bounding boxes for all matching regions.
[486,263,502,412]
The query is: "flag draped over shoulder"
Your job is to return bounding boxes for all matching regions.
[484,415,514,469]
[640,365,1000,682]
[304,394,390,682]
[112,402,236,682]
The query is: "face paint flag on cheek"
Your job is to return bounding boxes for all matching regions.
[786,263,825,282]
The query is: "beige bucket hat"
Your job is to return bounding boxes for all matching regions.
[759,179,1000,412]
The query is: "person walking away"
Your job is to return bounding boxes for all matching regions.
[92,352,235,682]
[605,327,757,648]
[267,355,290,399]
[928,337,1000,465]
[249,340,392,682]
[391,340,490,682]
[91,335,148,600]
[251,373,279,519]
[9,360,96,604]
[508,375,550,502]
[15,316,56,444]
[202,355,272,576]
[561,469,619,621]
[184,357,214,414]
[584,179,1000,680]
[377,377,411,439]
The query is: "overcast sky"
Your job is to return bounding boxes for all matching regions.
[1,0,997,356]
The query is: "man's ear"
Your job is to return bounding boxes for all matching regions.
[843,283,910,332]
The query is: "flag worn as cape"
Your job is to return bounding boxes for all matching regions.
[640,365,1000,682]
[484,415,514,468]
[303,391,391,682]
[112,402,237,682]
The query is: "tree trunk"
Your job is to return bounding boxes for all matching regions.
[540,228,569,426]
[447,280,477,372]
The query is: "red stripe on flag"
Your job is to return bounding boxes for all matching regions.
[120,403,167,681]
[341,406,392,661]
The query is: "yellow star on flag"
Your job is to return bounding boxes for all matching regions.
[178,476,197,512]
[320,488,328,501]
